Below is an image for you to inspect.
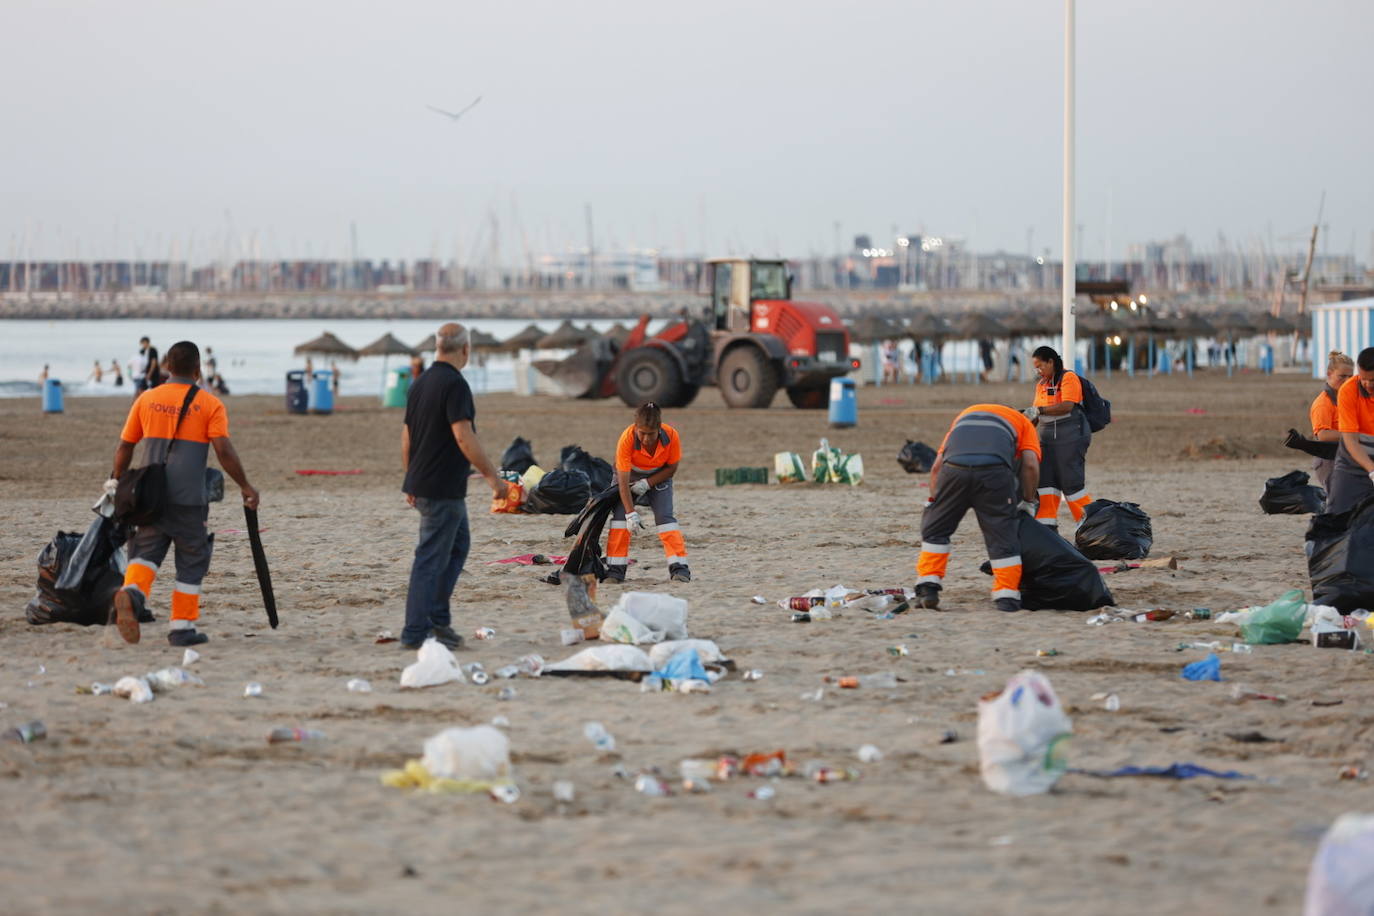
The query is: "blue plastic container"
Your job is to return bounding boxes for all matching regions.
[828,377,857,428]
[310,370,334,414]
[285,371,308,414]
[42,378,63,414]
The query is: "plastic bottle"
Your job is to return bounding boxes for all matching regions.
[516,654,545,677]
[563,572,605,639]
[836,672,899,688]
[2,721,46,743]
[474,627,496,640]
[267,727,325,743]
[583,721,616,752]
[1230,643,1254,654]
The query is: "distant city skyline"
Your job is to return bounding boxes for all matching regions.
[3,0,1370,263]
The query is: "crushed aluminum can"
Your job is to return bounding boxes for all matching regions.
[741,669,764,681]
[560,628,585,647]
[497,686,518,701]
[887,645,910,658]
[516,654,545,677]
[474,627,495,640]
[748,785,776,801]
[634,774,672,797]
[1339,766,1368,781]
[682,778,712,794]
[494,665,520,679]
[489,783,521,804]
[552,780,575,803]
[610,763,631,780]
[1104,694,1121,711]
[1036,648,1060,657]
[791,612,812,623]
[243,682,264,698]
[346,678,373,693]
[939,729,959,744]
[90,682,115,696]
[751,595,767,605]
[471,671,491,686]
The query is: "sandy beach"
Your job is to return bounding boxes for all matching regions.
[1,370,1368,914]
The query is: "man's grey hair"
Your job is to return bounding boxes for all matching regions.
[436,323,470,355]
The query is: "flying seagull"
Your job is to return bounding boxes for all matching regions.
[427,97,482,122]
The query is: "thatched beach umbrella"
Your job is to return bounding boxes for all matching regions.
[358,333,415,358]
[848,314,904,344]
[537,319,593,350]
[953,311,1009,340]
[500,324,546,353]
[293,331,358,360]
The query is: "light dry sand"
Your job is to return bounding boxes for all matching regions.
[0,371,1369,914]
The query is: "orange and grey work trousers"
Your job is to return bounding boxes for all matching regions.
[120,504,213,629]
[1036,411,1092,525]
[607,477,686,570]
[916,463,1022,600]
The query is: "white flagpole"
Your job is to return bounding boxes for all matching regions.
[1062,0,1076,366]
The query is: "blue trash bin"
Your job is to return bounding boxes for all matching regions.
[285,370,308,414]
[310,369,334,414]
[42,378,63,414]
[828,377,857,428]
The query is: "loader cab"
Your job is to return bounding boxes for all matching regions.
[707,258,791,333]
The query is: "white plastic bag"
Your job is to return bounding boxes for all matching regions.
[600,592,689,644]
[774,451,806,484]
[1304,813,1374,916]
[648,639,726,668]
[545,644,654,673]
[400,639,466,688]
[113,675,154,704]
[977,670,1072,796]
[421,725,511,783]
[1310,606,1364,649]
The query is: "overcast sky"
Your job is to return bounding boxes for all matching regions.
[3,0,1370,264]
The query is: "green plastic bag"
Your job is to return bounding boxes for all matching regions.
[1239,589,1307,645]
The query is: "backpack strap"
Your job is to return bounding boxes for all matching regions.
[166,384,200,456]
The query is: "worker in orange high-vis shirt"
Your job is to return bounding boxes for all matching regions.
[1024,345,1092,528]
[606,401,689,583]
[1307,350,1354,491]
[1327,347,1374,515]
[915,404,1041,612]
[107,341,259,647]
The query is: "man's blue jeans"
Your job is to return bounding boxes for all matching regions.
[403,496,471,645]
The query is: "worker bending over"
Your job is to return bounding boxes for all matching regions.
[1328,347,1374,514]
[606,401,690,583]
[916,403,1041,613]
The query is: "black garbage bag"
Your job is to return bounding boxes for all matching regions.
[522,467,592,515]
[26,517,129,626]
[983,515,1115,610]
[544,484,621,584]
[1074,499,1153,560]
[897,440,938,474]
[500,437,537,475]
[1307,495,1374,611]
[1259,469,1326,515]
[559,445,614,492]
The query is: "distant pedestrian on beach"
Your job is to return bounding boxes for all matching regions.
[39,364,49,384]
[330,360,341,398]
[131,336,160,394]
[399,323,508,650]
[110,359,124,387]
[108,340,259,647]
[409,353,425,382]
[205,347,218,379]
[88,360,104,384]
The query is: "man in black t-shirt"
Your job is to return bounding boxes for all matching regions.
[399,323,508,649]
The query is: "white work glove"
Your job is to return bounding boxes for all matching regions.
[1022,406,1039,422]
[1018,499,1038,517]
[624,510,642,533]
[630,479,650,497]
[1368,471,1374,485]
[103,477,120,498]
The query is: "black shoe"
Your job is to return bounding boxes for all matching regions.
[432,625,464,651]
[994,597,1022,613]
[167,628,209,647]
[914,583,941,610]
[669,563,691,583]
[399,639,425,650]
[601,568,626,584]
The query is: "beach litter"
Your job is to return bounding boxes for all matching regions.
[346,678,373,693]
[641,648,713,693]
[399,639,466,689]
[381,725,516,799]
[2,721,46,744]
[1304,813,1374,915]
[268,727,325,743]
[856,744,883,763]
[243,682,264,698]
[582,721,616,752]
[1070,763,1251,780]
[1181,654,1222,681]
[474,627,496,640]
[552,780,576,803]
[1237,589,1306,645]
[977,670,1072,796]
[181,649,200,666]
[115,676,155,703]
[600,592,688,645]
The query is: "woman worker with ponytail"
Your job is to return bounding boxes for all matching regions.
[1307,351,1354,491]
[605,402,691,583]
[1327,347,1374,515]
[1023,345,1093,528]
